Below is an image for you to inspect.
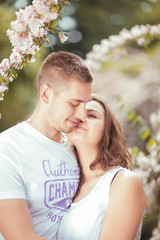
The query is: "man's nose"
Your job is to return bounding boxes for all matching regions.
[75,105,87,122]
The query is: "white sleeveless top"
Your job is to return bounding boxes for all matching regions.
[57,167,143,240]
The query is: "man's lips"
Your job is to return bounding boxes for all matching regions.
[68,119,86,130]
[68,119,79,125]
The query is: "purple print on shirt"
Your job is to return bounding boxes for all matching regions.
[43,159,79,211]
[44,179,78,210]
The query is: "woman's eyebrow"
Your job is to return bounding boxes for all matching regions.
[87,109,102,115]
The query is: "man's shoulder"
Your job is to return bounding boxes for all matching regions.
[0,122,25,146]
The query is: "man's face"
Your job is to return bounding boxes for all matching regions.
[47,77,92,133]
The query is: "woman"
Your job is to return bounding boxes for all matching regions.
[57,95,145,240]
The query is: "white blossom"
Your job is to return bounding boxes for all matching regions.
[85,24,160,71]
[0,0,69,89]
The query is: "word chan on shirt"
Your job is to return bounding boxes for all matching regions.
[43,159,79,211]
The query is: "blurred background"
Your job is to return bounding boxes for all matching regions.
[0,0,160,131]
[0,1,160,238]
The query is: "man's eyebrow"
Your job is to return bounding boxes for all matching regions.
[70,99,85,103]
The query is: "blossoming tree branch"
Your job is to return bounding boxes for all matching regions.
[0,0,69,109]
[85,24,160,71]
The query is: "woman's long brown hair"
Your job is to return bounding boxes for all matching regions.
[90,95,132,171]
[75,94,132,196]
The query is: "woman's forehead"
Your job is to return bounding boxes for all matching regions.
[86,100,104,114]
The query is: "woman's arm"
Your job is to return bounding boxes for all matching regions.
[98,170,145,240]
[0,199,49,240]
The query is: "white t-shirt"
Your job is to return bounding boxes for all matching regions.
[57,167,143,240]
[0,121,79,239]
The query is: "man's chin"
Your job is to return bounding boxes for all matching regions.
[60,126,75,134]
[59,121,79,133]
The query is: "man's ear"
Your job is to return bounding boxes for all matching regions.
[40,84,52,103]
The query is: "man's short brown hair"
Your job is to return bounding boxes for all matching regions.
[37,51,93,94]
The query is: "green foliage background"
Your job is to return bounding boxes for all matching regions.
[1,0,160,132]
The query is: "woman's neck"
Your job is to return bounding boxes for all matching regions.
[76,145,104,182]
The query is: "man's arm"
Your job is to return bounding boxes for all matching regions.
[0,199,49,240]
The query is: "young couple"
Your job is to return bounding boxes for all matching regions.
[0,51,145,240]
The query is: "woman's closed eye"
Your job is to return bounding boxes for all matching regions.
[87,113,97,118]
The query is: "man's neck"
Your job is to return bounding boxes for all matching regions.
[27,113,62,142]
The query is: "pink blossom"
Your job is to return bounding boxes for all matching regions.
[100,39,112,49]
[137,37,146,46]
[0,83,8,92]
[10,19,27,33]
[10,51,24,69]
[14,42,40,56]
[43,12,58,22]
[130,25,143,38]
[150,25,160,35]
[30,23,48,38]
[0,58,11,71]
[21,5,38,24]
[47,0,58,4]
[9,76,14,82]
[29,56,36,63]
[0,84,8,101]
[33,0,50,15]
[119,28,132,41]
[59,32,68,43]
[15,8,25,21]
[109,35,124,45]
[23,6,45,34]
[7,29,28,47]
[139,25,149,35]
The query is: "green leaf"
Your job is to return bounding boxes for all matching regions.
[23,62,27,67]
[139,126,151,141]
[119,104,125,111]
[127,108,136,121]
[49,29,57,35]
[51,20,57,28]
[34,38,40,45]
[131,116,138,126]
[36,52,40,57]
[0,76,4,83]
[11,71,18,79]
[58,15,62,21]
[131,146,139,156]
[116,94,122,102]
[147,138,155,150]
[137,115,145,126]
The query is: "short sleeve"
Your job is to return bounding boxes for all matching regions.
[0,149,25,200]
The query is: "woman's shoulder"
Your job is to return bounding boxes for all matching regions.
[111,168,145,199]
[114,168,142,186]
[118,168,141,180]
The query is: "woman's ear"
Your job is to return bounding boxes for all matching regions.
[40,84,52,103]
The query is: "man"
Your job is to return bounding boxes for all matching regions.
[0,51,93,240]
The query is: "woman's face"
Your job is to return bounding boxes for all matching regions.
[67,100,105,147]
